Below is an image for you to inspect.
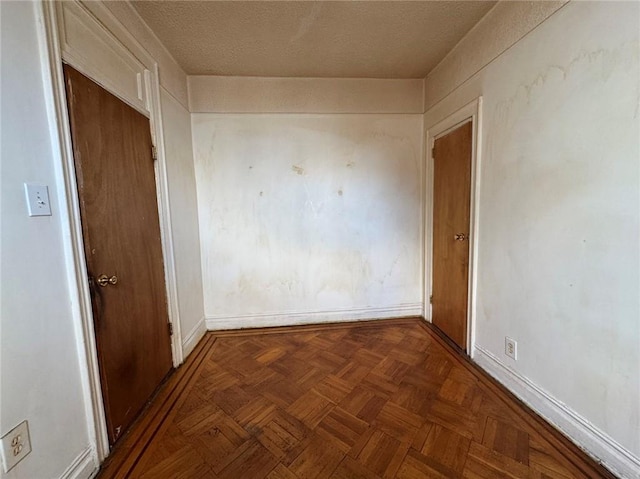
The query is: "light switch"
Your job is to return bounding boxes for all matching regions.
[24,183,52,216]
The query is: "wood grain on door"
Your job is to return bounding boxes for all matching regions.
[64,64,173,445]
[431,121,472,350]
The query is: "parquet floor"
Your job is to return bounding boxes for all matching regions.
[99,318,614,478]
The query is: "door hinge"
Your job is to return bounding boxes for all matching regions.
[429,295,433,304]
[151,145,158,161]
[168,322,173,336]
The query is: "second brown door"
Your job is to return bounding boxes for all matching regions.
[63,65,174,445]
[431,121,472,350]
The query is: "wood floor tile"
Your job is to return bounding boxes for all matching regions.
[262,377,307,408]
[287,390,334,428]
[420,423,471,476]
[330,455,381,479]
[138,445,215,479]
[339,385,386,423]
[481,416,529,465]
[175,403,222,436]
[374,401,424,443]
[133,424,191,475]
[265,463,300,479]
[426,397,487,441]
[211,384,254,416]
[336,362,370,384]
[217,439,279,479]
[257,411,310,464]
[357,430,410,478]
[312,374,354,404]
[396,448,456,479]
[528,437,576,479]
[464,441,532,479]
[200,368,240,396]
[439,376,475,406]
[189,411,250,472]
[288,435,344,479]
[255,347,287,365]
[316,406,369,453]
[97,319,615,479]
[242,366,284,391]
[233,395,277,432]
[391,383,434,417]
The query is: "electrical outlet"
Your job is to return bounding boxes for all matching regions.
[505,337,517,360]
[1,420,32,473]
[24,183,52,216]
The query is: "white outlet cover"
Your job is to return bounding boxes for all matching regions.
[1,420,31,473]
[505,336,518,360]
[24,183,52,216]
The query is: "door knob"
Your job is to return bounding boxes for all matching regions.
[96,274,118,287]
[454,233,467,241]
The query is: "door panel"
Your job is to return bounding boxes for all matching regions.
[432,121,472,350]
[63,65,173,444]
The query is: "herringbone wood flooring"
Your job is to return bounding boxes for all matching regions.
[99,319,614,478]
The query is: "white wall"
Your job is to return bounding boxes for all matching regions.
[424,2,639,476]
[95,0,190,109]
[0,1,201,477]
[160,89,205,355]
[192,102,424,328]
[188,76,424,114]
[0,2,93,477]
[424,0,567,111]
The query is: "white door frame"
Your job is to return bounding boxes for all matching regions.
[38,1,184,462]
[424,97,483,356]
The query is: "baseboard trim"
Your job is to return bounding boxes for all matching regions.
[181,317,207,359]
[59,446,98,479]
[205,303,423,331]
[474,345,640,479]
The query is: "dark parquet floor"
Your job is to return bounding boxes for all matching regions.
[100,318,613,479]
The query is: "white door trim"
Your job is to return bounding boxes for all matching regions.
[424,97,483,356]
[39,0,109,462]
[39,0,184,462]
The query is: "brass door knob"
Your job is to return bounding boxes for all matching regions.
[96,274,118,287]
[454,233,467,241]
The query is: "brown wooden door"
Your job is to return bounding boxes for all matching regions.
[432,121,472,350]
[63,65,173,445]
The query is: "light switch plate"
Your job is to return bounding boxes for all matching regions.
[24,183,52,216]
[1,420,31,473]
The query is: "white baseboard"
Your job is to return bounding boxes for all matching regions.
[182,317,207,359]
[474,345,640,479]
[205,303,423,331]
[59,446,98,479]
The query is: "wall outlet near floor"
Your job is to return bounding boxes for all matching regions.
[1,420,32,473]
[505,337,518,360]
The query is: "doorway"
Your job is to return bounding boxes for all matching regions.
[63,65,174,445]
[425,98,481,354]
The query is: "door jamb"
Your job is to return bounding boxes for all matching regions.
[38,1,184,462]
[39,1,109,461]
[424,97,483,357]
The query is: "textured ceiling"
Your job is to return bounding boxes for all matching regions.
[130,1,496,78]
